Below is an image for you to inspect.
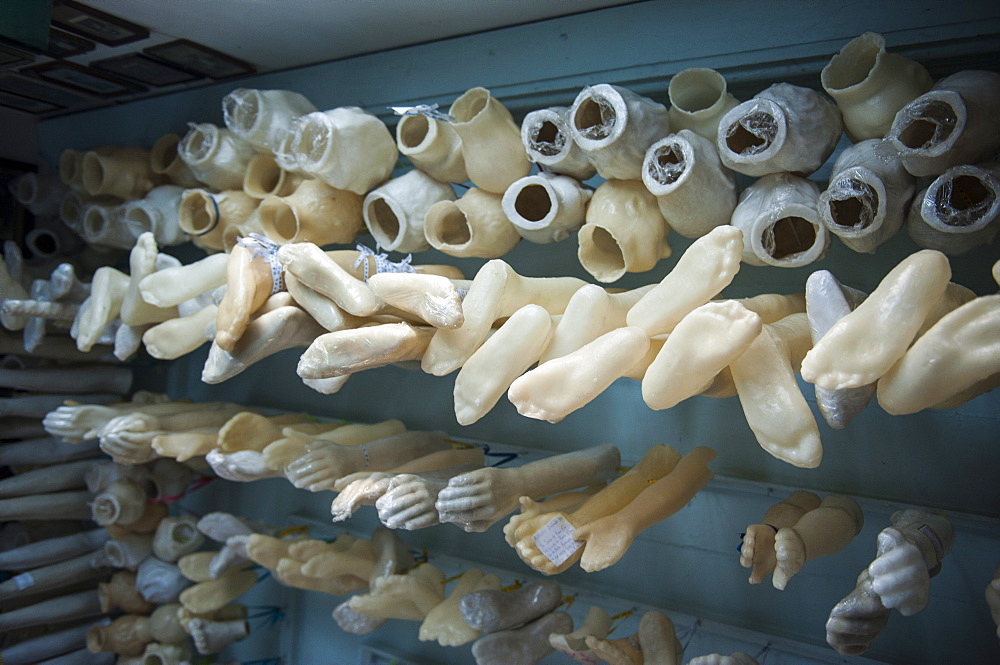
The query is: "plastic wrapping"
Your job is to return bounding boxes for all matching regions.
[668,67,741,141]
[363,169,455,252]
[569,84,671,180]
[501,172,591,244]
[886,70,1000,176]
[179,123,257,191]
[906,162,1000,255]
[642,129,738,238]
[222,87,317,152]
[730,173,829,267]
[521,107,596,180]
[291,107,397,194]
[717,83,842,177]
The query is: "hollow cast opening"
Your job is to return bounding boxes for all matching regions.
[451,89,488,123]
[184,127,214,162]
[829,182,877,230]
[296,117,331,163]
[514,184,552,222]
[825,38,879,89]
[248,158,282,195]
[897,101,957,149]
[81,153,106,195]
[648,143,686,185]
[764,217,817,260]
[671,70,725,112]
[935,174,995,227]
[399,114,429,149]
[59,150,80,184]
[151,135,179,172]
[581,226,625,275]
[531,120,563,156]
[725,112,776,155]
[83,208,108,239]
[574,97,614,140]
[262,200,298,241]
[179,192,215,235]
[367,198,400,242]
[433,206,472,245]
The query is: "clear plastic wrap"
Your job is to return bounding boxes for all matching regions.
[907,162,1000,254]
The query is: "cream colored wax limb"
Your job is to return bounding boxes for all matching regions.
[330,472,393,521]
[120,234,179,327]
[573,446,715,572]
[424,187,521,258]
[350,563,446,621]
[206,448,282,483]
[805,270,874,430]
[74,266,129,351]
[422,259,586,376]
[503,488,602,550]
[688,653,760,665]
[177,189,259,252]
[886,70,1000,177]
[297,322,433,380]
[730,312,822,468]
[217,412,308,453]
[215,244,275,352]
[178,123,256,191]
[419,568,492,647]
[280,430,451,492]
[986,564,1000,638]
[550,605,612,663]
[150,133,200,188]
[638,610,684,665]
[539,283,653,364]
[717,82,842,177]
[741,491,823,585]
[142,304,217,360]
[276,243,382,317]
[312,418,407,446]
[179,568,257,615]
[509,326,649,423]
[906,163,1000,255]
[821,32,933,142]
[642,130,738,238]
[436,444,620,532]
[642,300,762,411]
[569,84,671,181]
[335,447,484,490]
[521,107,596,180]
[511,444,681,575]
[204,304,326,383]
[180,551,222,582]
[730,173,830,268]
[243,152,304,199]
[877,294,1000,414]
[448,86,530,193]
[396,112,467,183]
[454,304,553,426]
[668,68,740,141]
[364,169,455,252]
[257,178,363,246]
[150,428,218,462]
[43,398,190,443]
[284,272,368,332]
[577,179,671,283]
[502,172,592,244]
[139,253,228,309]
[584,633,642,665]
[800,250,951,391]
[627,225,744,335]
[367,272,464,329]
[187,617,249,654]
[291,107,397,194]
[773,494,864,590]
[819,139,917,254]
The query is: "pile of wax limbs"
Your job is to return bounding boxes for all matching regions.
[40,399,717,575]
[0,450,255,663]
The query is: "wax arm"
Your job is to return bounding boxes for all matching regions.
[508,444,620,500]
[569,444,682,525]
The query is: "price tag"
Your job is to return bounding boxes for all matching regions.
[531,515,583,566]
[12,572,34,590]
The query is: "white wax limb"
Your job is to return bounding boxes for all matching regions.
[627,225,744,335]
[642,300,762,410]
[508,326,650,424]
[731,313,822,468]
[800,250,951,390]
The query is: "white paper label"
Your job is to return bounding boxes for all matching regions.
[12,572,34,590]
[532,515,583,566]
